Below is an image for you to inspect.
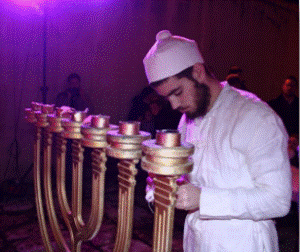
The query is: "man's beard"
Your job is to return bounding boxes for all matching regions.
[185,80,210,120]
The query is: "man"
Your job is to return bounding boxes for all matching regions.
[268,76,299,137]
[55,73,93,196]
[143,30,291,251]
[226,65,248,91]
[55,73,93,113]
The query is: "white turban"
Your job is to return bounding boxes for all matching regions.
[143,30,204,84]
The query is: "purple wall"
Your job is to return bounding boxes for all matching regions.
[0,0,298,182]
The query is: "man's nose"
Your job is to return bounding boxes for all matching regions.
[169,96,180,110]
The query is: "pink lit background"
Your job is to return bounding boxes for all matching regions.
[0,0,298,183]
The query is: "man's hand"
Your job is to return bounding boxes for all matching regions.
[176,183,201,211]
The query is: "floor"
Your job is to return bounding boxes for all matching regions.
[0,157,298,251]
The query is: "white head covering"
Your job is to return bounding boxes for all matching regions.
[143,30,204,84]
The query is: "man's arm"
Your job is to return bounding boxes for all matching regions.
[177,111,292,221]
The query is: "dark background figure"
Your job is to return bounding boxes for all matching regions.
[55,73,94,197]
[127,86,154,122]
[275,133,299,252]
[55,73,94,113]
[127,86,182,209]
[268,76,299,137]
[270,76,299,252]
[127,86,181,138]
[226,65,248,91]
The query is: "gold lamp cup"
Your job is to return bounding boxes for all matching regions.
[91,115,110,128]
[156,129,181,147]
[118,121,140,135]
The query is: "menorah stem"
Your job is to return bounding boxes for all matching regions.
[113,159,138,252]
[153,176,179,252]
[71,140,84,229]
[81,148,107,240]
[44,131,70,251]
[142,130,194,252]
[34,127,53,252]
[70,139,85,252]
[56,135,74,244]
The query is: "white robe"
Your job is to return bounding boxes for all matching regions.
[178,82,292,252]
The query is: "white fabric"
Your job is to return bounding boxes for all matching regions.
[143,30,204,84]
[145,185,155,203]
[178,82,292,252]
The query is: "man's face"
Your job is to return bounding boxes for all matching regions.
[282,78,297,97]
[154,76,210,119]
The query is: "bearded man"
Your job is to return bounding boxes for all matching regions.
[143,30,292,252]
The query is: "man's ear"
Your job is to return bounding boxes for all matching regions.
[192,63,206,82]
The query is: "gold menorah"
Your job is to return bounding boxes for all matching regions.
[25,102,194,252]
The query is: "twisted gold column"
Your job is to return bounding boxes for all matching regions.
[106,121,151,252]
[25,102,56,252]
[141,130,194,252]
[26,100,193,252]
[59,110,87,252]
[79,115,112,240]
[46,108,72,251]
[27,105,113,252]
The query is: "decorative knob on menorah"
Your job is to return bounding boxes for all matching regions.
[25,101,42,123]
[106,121,151,252]
[141,129,194,252]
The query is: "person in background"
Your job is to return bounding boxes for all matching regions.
[268,76,299,137]
[127,86,181,138]
[226,65,248,91]
[143,30,291,252]
[55,73,94,197]
[55,73,93,113]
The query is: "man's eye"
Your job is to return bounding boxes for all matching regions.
[175,90,182,96]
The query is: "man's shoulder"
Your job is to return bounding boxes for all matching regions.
[226,86,267,113]
[222,87,280,128]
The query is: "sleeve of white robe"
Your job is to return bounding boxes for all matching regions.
[199,108,292,221]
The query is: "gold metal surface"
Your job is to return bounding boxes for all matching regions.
[156,129,181,147]
[44,130,70,251]
[118,121,140,135]
[35,104,55,128]
[113,159,138,252]
[107,121,150,160]
[91,115,110,128]
[26,104,109,252]
[61,110,88,139]
[58,111,108,252]
[152,175,179,252]
[47,107,73,133]
[28,104,70,252]
[25,108,37,123]
[33,127,53,252]
[81,115,111,148]
[26,101,194,252]
[31,101,43,111]
[141,158,193,175]
[141,130,194,252]
[106,121,151,252]
[41,104,55,114]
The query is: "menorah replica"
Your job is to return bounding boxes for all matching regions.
[25,102,194,252]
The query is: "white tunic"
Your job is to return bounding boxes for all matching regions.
[178,82,292,252]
